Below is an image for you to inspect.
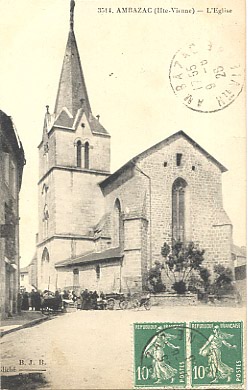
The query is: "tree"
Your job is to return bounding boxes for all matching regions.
[147,260,166,293]
[161,241,205,294]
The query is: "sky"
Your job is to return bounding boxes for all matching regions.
[0,0,245,267]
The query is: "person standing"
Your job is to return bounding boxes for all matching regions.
[34,290,41,311]
[21,291,29,311]
[30,289,36,310]
[81,289,89,310]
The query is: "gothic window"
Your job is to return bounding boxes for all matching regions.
[84,141,89,169]
[76,140,82,167]
[41,247,50,262]
[172,178,187,242]
[73,268,79,286]
[43,204,49,238]
[113,199,121,247]
[42,183,48,195]
[41,247,49,285]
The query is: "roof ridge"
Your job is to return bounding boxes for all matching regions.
[100,130,227,189]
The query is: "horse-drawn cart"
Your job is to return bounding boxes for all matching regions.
[41,295,65,314]
[103,292,151,310]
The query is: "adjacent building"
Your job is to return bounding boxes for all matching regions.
[36,2,235,294]
[0,110,25,318]
[20,251,38,292]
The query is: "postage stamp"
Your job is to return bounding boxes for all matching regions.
[134,322,187,387]
[169,41,244,113]
[190,321,243,387]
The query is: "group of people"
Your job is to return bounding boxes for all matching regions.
[20,289,42,311]
[80,289,105,310]
[20,288,78,311]
[20,288,107,311]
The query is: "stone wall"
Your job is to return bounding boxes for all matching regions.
[37,237,95,290]
[39,111,111,180]
[56,260,121,293]
[136,136,233,270]
[0,111,25,318]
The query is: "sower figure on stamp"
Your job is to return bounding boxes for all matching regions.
[199,325,237,383]
[144,326,179,384]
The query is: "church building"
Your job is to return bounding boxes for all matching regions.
[37,1,233,293]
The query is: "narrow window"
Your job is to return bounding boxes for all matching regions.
[172,178,187,242]
[43,204,49,238]
[96,265,100,280]
[176,153,182,166]
[73,268,79,286]
[113,199,122,247]
[84,142,89,169]
[41,247,50,285]
[76,140,82,167]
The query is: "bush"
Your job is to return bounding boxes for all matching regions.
[172,280,187,294]
[161,240,205,294]
[147,261,166,293]
[211,264,235,297]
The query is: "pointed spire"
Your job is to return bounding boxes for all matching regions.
[54,0,91,119]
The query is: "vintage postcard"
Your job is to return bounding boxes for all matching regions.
[0,0,246,389]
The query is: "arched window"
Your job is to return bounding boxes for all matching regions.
[76,140,82,167]
[73,268,79,287]
[96,265,100,280]
[84,142,89,169]
[43,204,49,238]
[172,178,187,242]
[41,247,49,262]
[113,199,121,247]
[41,247,49,285]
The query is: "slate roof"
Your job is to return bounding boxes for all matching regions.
[54,30,91,118]
[50,27,109,136]
[55,247,123,268]
[232,244,246,258]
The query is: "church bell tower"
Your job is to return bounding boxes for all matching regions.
[37,0,110,290]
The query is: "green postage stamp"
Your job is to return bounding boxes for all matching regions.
[134,321,243,388]
[134,322,187,387]
[190,321,243,387]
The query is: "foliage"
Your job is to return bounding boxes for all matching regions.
[172,280,187,294]
[187,267,211,298]
[147,261,166,293]
[161,241,205,294]
[210,264,235,296]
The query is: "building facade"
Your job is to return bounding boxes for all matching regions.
[37,2,234,294]
[0,110,25,318]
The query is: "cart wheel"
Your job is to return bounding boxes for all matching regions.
[119,300,128,310]
[42,306,50,315]
[132,299,140,309]
[107,299,115,310]
[144,300,151,310]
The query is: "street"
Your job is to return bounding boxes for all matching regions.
[1,306,245,389]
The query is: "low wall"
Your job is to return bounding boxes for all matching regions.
[151,292,198,306]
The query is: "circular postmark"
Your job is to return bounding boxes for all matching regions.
[169,41,244,113]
